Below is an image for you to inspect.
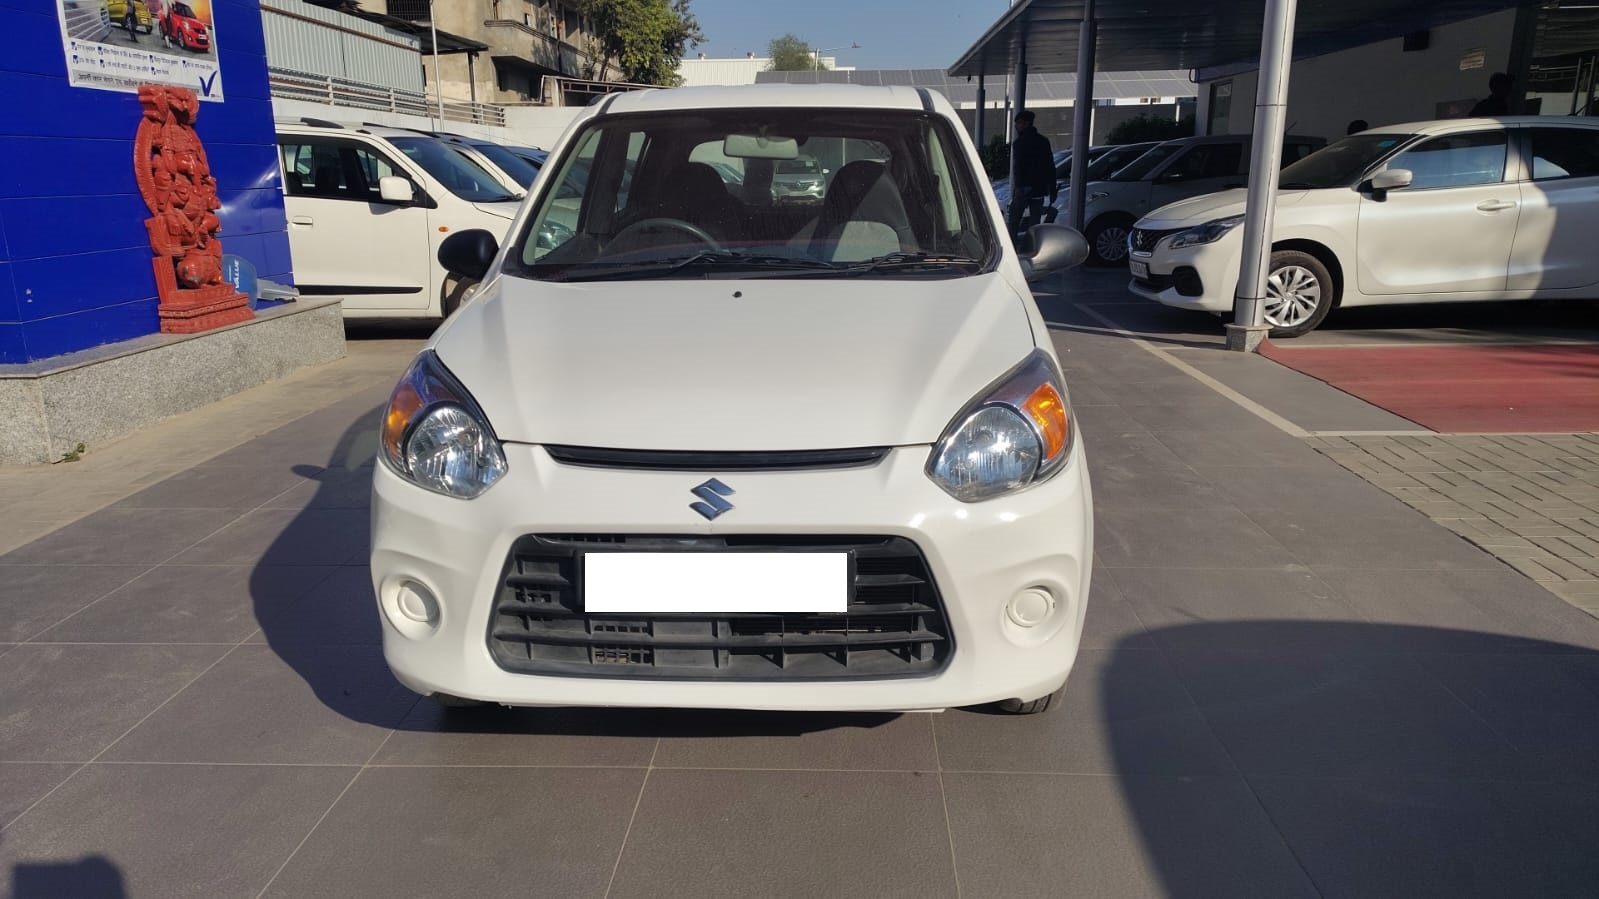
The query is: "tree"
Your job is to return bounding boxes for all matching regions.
[577,0,703,87]
[1105,113,1194,145]
[767,34,825,72]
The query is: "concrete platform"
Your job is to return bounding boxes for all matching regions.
[0,299,346,465]
[3,288,1599,897]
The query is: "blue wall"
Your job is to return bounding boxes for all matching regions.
[0,0,289,364]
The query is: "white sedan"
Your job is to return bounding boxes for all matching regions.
[1128,117,1599,337]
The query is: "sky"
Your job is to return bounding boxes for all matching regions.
[683,0,1013,70]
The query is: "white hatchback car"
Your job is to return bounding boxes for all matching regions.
[1129,117,1599,337]
[369,84,1095,715]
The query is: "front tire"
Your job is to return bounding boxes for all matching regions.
[1263,250,1336,338]
[1084,215,1134,267]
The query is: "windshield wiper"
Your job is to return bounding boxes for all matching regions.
[555,251,839,282]
[838,252,985,276]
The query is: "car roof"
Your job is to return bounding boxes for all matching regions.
[1362,116,1599,135]
[1155,133,1324,148]
[273,118,434,140]
[601,83,932,115]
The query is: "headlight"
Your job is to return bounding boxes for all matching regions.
[927,351,1074,502]
[380,351,507,498]
[1165,215,1245,250]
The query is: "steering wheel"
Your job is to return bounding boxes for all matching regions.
[609,217,721,254]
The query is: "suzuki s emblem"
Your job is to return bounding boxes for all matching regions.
[690,478,735,521]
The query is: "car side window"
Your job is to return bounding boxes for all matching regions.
[1386,131,1507,190]
[1528,128,1599,181]
[279,138,405,202]
[1165,144,1243,181]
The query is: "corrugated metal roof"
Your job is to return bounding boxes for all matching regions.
[754,68,1195,104]
[262,0,424,92]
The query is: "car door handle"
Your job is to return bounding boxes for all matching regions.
[1476,200,1517,212]
[290,215,314,226]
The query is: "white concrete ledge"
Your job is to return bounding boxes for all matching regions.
[0,299,347,465]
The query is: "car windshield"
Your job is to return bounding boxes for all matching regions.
[172,2,196,15]
[1108,142,1184,181]
[1086,145,1152,180]
[508,107,997,282]
[1279,133,1415,189]
[465,141,541,188]
[388,137,518,202]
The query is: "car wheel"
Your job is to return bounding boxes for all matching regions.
[996,684,1065,715]
[1084,216,1133,267]
[1263,250,1336,338]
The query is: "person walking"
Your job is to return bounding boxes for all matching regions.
[122,1,140,41]
[1007,111,1056,241]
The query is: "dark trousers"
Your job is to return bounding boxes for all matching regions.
[1007,194,1048,240]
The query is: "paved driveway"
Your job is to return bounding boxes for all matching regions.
[4,285,1599,897]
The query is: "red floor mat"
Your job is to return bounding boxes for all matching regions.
[1259,342,1599,432]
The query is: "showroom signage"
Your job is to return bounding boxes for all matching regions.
[55,0,225,101]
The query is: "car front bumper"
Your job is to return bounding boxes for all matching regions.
[370,442,1093,711]
[1127,240,1241,314]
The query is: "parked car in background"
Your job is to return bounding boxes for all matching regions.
[507,146,548,170]
[1129,117,1599,337]
[275,119,523,319]
[108,0,153,33]
[370,83,1095,717]
[433,133,542,190]
[772,153,826,203]
[995,144,1123,207]
[1078,133,1326,265]
[1048,141,1162,218]
[158,1,209,52]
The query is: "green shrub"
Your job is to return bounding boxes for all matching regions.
[1105,113,1194,145]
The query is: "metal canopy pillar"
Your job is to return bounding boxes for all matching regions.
[975,74,987,149]
[1067,1,1097,232]
[1227,0,1300,352]
[1009,41,1029,204]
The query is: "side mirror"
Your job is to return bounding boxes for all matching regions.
[1369,168,1413,192]
[439,229,500,282]
[1019,224,1090,281]
[378,176,415,204]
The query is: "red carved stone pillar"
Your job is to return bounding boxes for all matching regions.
[133,85,253,334]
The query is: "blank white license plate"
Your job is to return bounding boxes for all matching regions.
[583,552,848,614]
[1129,260,1149,278]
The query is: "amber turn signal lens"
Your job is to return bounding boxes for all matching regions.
[383,381,425,462]
[1023,382,1070,460]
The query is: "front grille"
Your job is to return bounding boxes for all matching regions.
[1130,227,1182,254]
[489,535,953,680]
[543,445,890,472]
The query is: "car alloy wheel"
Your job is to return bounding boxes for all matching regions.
[1095,225,1129,263]
[1261,250,1336,338]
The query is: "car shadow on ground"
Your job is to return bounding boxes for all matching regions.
[248,407,902,741]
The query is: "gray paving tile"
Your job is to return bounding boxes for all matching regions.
[0,508,243,565]
[1084,430,1232,510]
[1250,775,1599,899]
[1094,506,1299,569]
[652,710,937,771]
[608,769,956,899]
[104,645,416,765]
[263,767,643,898]
[0,565,145,642]
[1202,463,1412,517]
[34,565,334,645]
[1150,426,1324,470]
[0,762,354,899]
[1165,649,1531,779]
[1413,653,1599,781]
[260,467,375,511]
[934,649,1235,775]
[167,509,369,566]
[0,644,227,761]
[1245,505,1505,570]
[373,702,661,768]
[1108,566,1376,652]
[1315,568,1599,654]
[1079,567,1152,650]
[944,773,1317,899]
[1122,396,1265,432]
[0,763,79,828]
[251,566,382,647]
[1073,402,1150,439]
[1179,348,1423,432]
[109,464,316,510]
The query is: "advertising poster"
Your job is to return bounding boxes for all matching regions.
[56,0,224,101]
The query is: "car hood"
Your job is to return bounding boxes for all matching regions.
[432,273,1038,450]
[1136,188,1313,229]
[473,201,523,221]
